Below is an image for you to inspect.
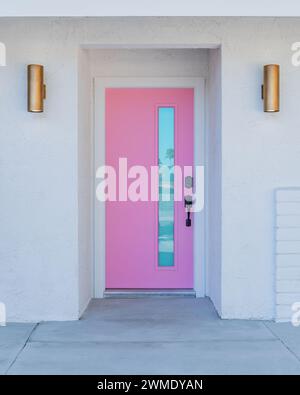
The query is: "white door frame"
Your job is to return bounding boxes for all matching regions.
[93,77,206,298]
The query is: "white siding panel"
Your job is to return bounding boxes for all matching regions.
[277,215,300,227]
[276,280,300,293]
[276,293,300,305]
[277,202,300,215]
[276,241,300,254]
[276,190,300,202]
[276,228,300,241]
[276,254,300,267]
[275,305,293,321]
[275,189,300,321]
[277,267,300,280]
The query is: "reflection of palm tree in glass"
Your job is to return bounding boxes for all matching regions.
[165,148,174,166]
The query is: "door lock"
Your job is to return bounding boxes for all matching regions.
[184,195,193,227]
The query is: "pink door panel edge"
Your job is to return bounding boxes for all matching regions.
[105,88,194,289]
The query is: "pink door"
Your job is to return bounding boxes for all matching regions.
[105,88,194,289]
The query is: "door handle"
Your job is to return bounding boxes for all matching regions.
[184,195,193,227]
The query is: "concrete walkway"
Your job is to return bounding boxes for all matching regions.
[1,298,300,375]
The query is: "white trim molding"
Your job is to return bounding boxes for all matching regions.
[93,77,206,298]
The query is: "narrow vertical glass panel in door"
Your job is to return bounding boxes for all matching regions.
[158,107,175,267]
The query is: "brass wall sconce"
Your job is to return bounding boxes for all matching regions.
[262,64,280,112]
[27,64,46,112]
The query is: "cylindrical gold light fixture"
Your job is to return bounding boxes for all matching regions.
[27,64,46,112]
[262,64,280,112]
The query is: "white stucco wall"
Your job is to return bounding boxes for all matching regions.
[0,19,79,321]
[89,48,208,78]
[78,48,93,316]
[220,19,300,319]
[206,48,222,314]
[1,17,300,321]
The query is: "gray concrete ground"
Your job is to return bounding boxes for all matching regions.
[1,298,300,375]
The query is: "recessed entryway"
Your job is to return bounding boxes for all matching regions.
[77,46,222,316]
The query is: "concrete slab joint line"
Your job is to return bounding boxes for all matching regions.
[4,323,39,375]
[263,322,300,365]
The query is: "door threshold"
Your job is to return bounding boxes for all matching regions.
[103,289,196,298]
